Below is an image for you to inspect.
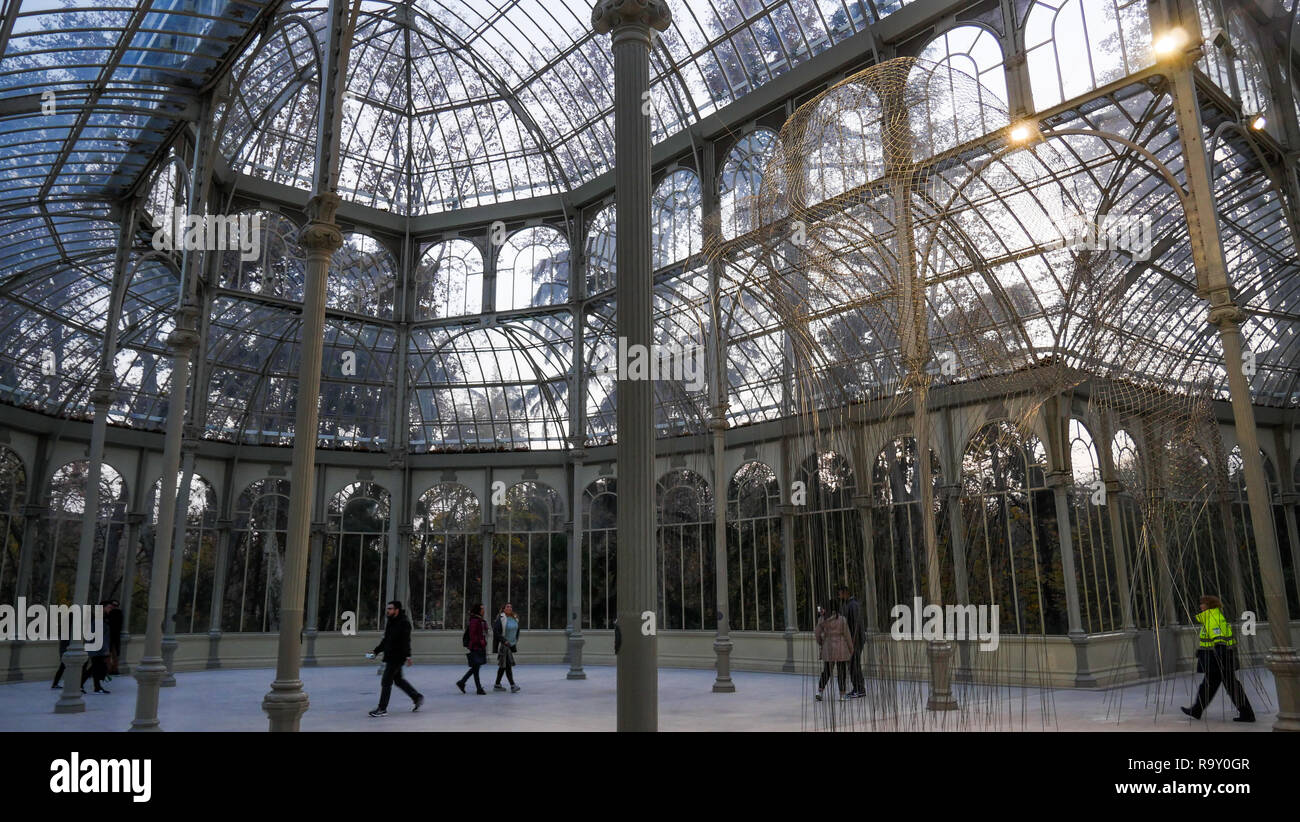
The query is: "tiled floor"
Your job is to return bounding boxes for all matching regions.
[0,664,1277,731]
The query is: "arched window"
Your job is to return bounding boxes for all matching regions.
[492,481,565,629]
[410,483,482,630]
[1109,427,1149,627]
[719,129,779,239]
[216,210,305,301]
[582,477,617,629]
[415,239,483,319]
[1228,9,1270,120]
[224,478,290,632]
[329,232,396,319]
[803,88,885,202]
[40,461,128,609]
[495,226,570,311]
[585,204,616,295]
[726,461,783,631]
[1068,420,1119,633]
[960,421,1066,634]
[657,469,715,630]
[871,437,945,627]
[141,473,218,634]
[652,169,702,270]
[792,452,861,630]
[1024,0,1153,111]
[319,482,390,631]
[916,25,1009,147]
[0,446,26,607]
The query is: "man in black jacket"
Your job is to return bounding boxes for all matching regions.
[839,586,866,698]
[367,601,424,717]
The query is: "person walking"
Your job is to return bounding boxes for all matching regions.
[105,598,123,678]
[366,600,424,717]
[493,602,521,692]
[457,603,488,695]
[814,600,854,701]
[838,585,865,698]
[1181,594,1255,722]
[50,638,75,691]
[81,602,111,694]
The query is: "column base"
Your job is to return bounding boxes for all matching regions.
[302,628,318,668]
[782,628,796,673]
[53,648,87,713]
[263,679,310,732]
[6,641,24,682]
[712,636,736,693]
[129,658,166,731]
[566,631,586,680]
[206,630,222,669]
[925,640,958,711]
[160,634,178,687]
[1070,632,1098,688]
[1265,647,1300,732]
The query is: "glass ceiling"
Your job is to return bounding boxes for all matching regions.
[3,0,1300,455]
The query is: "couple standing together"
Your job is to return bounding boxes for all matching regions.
[457,603,521,695]
[814,586,866,701]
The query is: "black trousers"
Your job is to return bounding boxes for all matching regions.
[848,648,865,694]
[495,648,516,686]
[81,657,107,691]
[819,661,847,692]
[378,661,420,710]
[1190,645,1254,719]
[459,663,483,691]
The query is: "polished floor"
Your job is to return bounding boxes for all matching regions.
[0,664,1277,732]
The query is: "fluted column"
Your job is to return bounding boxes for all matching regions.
[302,521,328,667]
[116,512,145,674]
[7,503,47,682]
[206,518,232,669]
[592,0,671,732]
[1166,34,1300,726]
[262,193,341,732]
[161,435,198,686]
[55,371,114,713]
[130,303,200,730]
[567,438,586,680]
[710,409,734,692]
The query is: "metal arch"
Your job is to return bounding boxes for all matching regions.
[395,2,575,197]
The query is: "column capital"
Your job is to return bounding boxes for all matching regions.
[479,523,495,537]
[309,521,329,538]
[1207,293,1244,329]
[127,512,147,526]
[398,524,414,537]
[90,369,115,407]
[301,193,343,255]
[1044,470,1072,489]
[591,0,671,34]
[936,483,962,500]
[386,447,407,470]
[166,302,201,353]
[215,518,235,530]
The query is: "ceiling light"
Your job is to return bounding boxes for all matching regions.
[1251,114,1267,130]
[1152,27,1187,59]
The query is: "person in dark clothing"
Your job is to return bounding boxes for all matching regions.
[367,600,423,717]
[80,602,111,694]
[838,586,865,698]
[1181,595,1255,722]
[457,603,489,695]
[106,598,123,677]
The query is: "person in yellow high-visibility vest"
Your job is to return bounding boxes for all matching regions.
[1180,595,1255,723]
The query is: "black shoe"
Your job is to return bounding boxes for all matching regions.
[94,688,110,694]
[475,688,487,695]
[456,680,466,694]
[412,695,424,712]
[493,684,506,691]
[368,709,387,717]
[1233,715,1256,723]
[1180,706,1201,719]
[510,685,521,693]
[50,683,59,689]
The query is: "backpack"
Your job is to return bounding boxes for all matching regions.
[461,623,471,649]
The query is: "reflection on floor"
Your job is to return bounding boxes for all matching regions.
[0,664,1276,732]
